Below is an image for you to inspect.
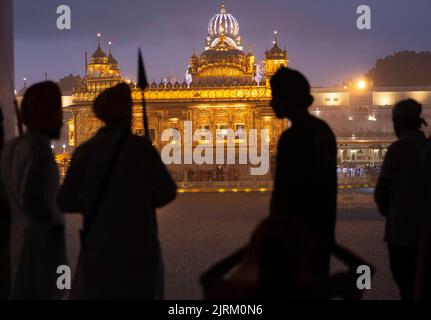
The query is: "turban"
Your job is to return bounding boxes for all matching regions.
[21,81,62,131]
[93,83,132,125]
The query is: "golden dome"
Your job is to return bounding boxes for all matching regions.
[91,34,108,63]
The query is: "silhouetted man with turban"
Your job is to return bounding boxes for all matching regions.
[58,83,177,299]
[269,67,337,278]
[0,82,67,299]
[375,98,428,300]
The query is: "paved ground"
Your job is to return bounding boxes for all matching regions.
[64,189,399,300]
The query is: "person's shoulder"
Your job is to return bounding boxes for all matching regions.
[384,140,409,161]
[19,134,51,154]
[311,116,335,136]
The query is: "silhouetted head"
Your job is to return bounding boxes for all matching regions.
[93,83,132,126]
[392,99,427,138]
[270,67,314,121]
[246,216,312,299]
[21,81,63,139]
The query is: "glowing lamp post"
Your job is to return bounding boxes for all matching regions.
[356,80,367,90]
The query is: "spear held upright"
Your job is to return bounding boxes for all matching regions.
[137,49,150,139]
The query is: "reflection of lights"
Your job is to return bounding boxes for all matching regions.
[169,118,179,122]
[348,116,354,121]
[218,189,226,193]
[351,134,356,139]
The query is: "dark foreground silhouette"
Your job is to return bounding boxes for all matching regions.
[269,67,337,277]
[375,99,429,300]
[201,216,372,300]
[58,83,177,299]
[0,82,67,300]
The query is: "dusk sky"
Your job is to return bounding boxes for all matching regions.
[14,0,431,89]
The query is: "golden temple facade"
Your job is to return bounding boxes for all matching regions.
[66,2,288,182]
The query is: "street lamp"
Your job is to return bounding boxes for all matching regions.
[356,80,367,90]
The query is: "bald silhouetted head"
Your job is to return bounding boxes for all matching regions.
[270,67,314,121]
[21,81,63,139]
[93,83,132,126]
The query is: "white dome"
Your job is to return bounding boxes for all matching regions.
[208,2,240,38]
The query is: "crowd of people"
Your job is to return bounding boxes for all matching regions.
[337,165,381,178]
[171,165,240,183]
[0,66,430,300]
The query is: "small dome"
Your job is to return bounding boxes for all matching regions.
[91,34,108,63]
[92,46,107,60]
[265,31,287,60]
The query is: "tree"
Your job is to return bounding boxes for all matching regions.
[366,51,431,87]
[58,74,82,93]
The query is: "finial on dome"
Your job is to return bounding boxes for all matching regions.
[273,30,278,46]
[108,41,112,54]
[97,33,101,47]
[220,1,226,14]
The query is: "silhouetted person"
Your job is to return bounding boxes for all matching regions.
[201,216,372,300]
[414,134,431,300]
[375,99,428,300]
[0,107,11,299]
[58,83,177,300]
[0,82,67,300]
[269,67,337,277]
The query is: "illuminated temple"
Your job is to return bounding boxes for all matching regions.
[66,2,288,184]
[63,2,431,188]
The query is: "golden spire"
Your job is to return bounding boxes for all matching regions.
[97,33,101,48]
[220,1,226,14]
